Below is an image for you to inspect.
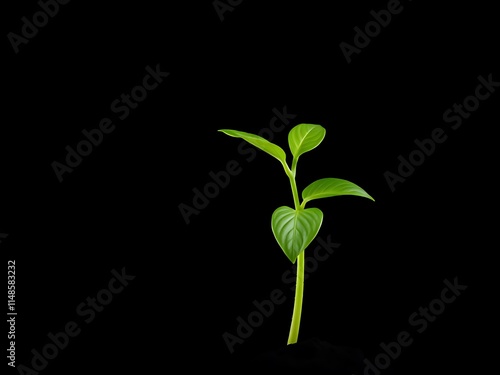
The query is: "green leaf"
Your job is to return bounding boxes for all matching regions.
[271,206,323,263]
[218,129,287,166]
[302,178,375,207]
[288,124,326,160]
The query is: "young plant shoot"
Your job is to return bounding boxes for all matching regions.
[218,124,374,345]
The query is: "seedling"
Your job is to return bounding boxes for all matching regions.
[218,124,374,345]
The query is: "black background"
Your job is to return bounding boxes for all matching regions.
[2,0,498,373]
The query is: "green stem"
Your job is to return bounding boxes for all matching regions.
[286,165,300,210]
[291,157,298,177]
[285,160,304,345]
[287,251,304,344]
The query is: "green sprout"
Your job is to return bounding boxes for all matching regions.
[218,124,374,345]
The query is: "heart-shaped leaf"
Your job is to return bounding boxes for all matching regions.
[302,178,375,207]
[288,124,326,160]
[271,206,323,263]
[218,129,287,167]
